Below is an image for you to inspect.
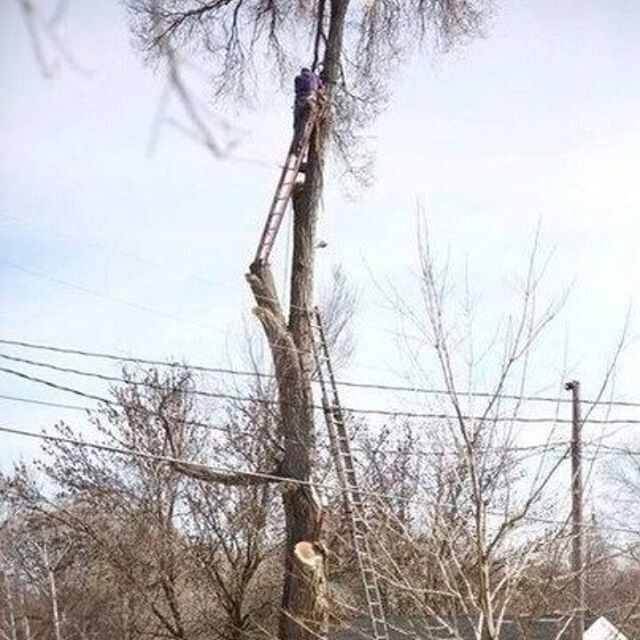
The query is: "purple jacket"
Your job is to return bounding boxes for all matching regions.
[294,70,322,101]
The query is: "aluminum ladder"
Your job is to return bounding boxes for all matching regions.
[309,307,390,640]
[253,106,322,266]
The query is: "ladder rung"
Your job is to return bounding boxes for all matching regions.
[310,302,389,637]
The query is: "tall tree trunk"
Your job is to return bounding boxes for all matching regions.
[247,261,327,640]
[42,542,62,640]
[20,585,32,640]
[247,2,350,637]
[3,572,18,640]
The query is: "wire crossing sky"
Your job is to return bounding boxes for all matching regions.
[1,0,639,467]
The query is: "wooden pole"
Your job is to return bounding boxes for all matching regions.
[565,379,584,640]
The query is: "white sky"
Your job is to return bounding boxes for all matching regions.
[1,0,639,500]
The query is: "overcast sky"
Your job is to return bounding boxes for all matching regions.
[1,0,639,479]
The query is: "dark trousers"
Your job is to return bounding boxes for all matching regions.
[293,98,311,150]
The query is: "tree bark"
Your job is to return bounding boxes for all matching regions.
[20,585,32,640]
[247,261,325,640]
[42,542,62,640]
[3,572,18,640]
[246,2,350,637]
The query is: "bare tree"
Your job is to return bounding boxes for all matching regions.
[127,3,488,637]
[0,494,75,640]
[0,368,288,640]
[611,441,640,534]
[14,0,85,77]
[181,380,284,640]
[318,266,358,370]
[1,569,18,640]
[350,228,624,639]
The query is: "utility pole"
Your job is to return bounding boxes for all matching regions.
[565,379,584,640]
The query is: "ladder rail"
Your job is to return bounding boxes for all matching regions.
[253,107,320,266]
[330,405,389,640]
[309,307,390,640]
[313,306,344,416]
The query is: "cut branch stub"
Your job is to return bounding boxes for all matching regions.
[294,541,325,570]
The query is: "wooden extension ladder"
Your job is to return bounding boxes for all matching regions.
[309,307,390,640]
[252,105,322,267]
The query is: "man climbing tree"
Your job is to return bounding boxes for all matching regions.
[293,67,324,151]
[130,1,488,637]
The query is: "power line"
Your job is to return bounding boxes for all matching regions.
[1,424,637,537]
[0,340,254,381]
[592,442,640,457]
[1,252,331,334]
[2,391,633,465]
[3,225,636,418]
[1,212,230,290]
[0,375,234,435]
[0,393,89,413]
[3,357,640,426]
[6,358,640,426]
[0,260,227,334]
[4,391,623,464]
[0,424,279,480]
[2,213,386,348]
[1,215,330,320]
[0,355,258,406]
[2,216,435,372]
[3,337,640,410]
[0,424,428,504]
